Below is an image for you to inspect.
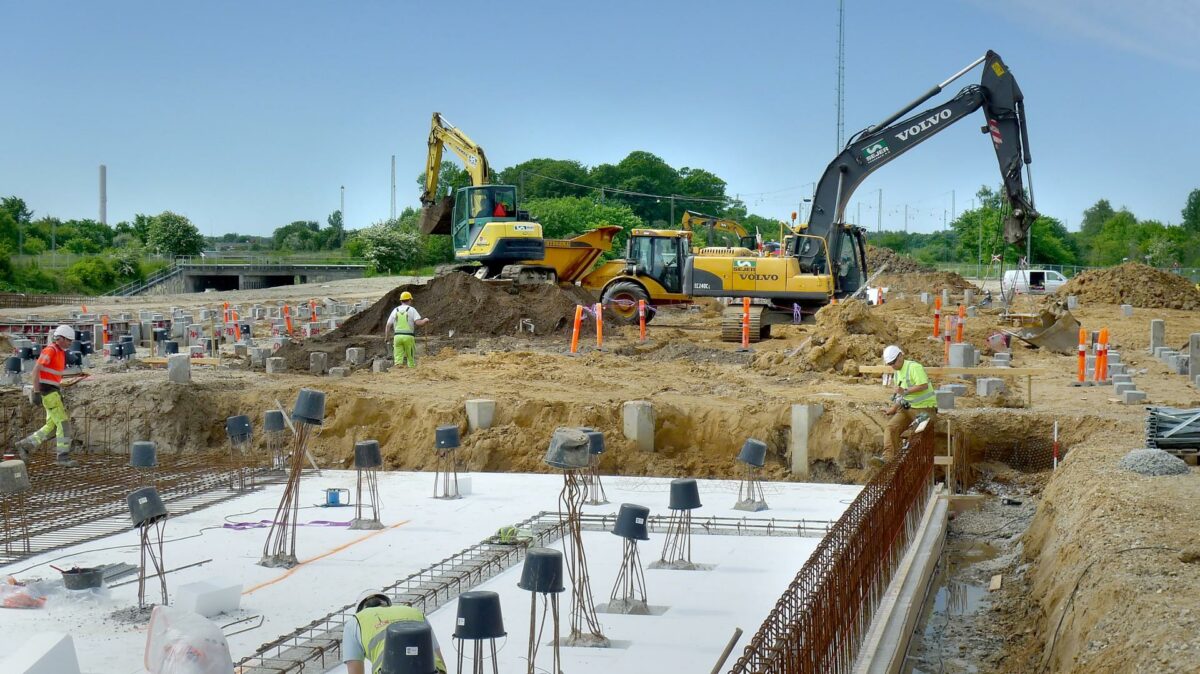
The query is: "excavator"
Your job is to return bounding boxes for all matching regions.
[679,210,758,255]
[684,50,1038,341]
[418,113,553,283]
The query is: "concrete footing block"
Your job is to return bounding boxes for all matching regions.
[175,579,243,618]
[0,632,81,674]
[976,377,1005,396]
[948,344,974,368]
[1066,295,1079,310]
[1122,390,1147,404]
[622,400,655,452]
[1114,382,1136,396]
[1190,334,1200,379]
[920,292,932,305]
[936,390,955,410]
[466,399,496,431]
[266,357,286,374]
[309,352,327,375]
[346,347,367,366]
[1150,319,1165,354]
[372,358,392,373]
[1120,304,1133,317]
[328,367,349,377]
[167,354,191,384]
[249,347,269,368]
[943,383,968,397]
[790,403,824,478]
[1194,375,1200,389]
[1111,374,1134,386]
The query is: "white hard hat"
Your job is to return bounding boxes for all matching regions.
[53,325,76,341]
[355,589,391,612]
[882,345,902,364]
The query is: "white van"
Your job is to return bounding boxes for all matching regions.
[1001,269,1068,294]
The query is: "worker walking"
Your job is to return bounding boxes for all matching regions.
[16,325,78,467]
[342,590,447,674]
[384,291,430,368]
[873,345,938,466]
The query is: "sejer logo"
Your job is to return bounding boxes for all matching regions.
[513,224,535,231]
[863,140,890,164]
[734,259,757,270]
[895,109,953,142]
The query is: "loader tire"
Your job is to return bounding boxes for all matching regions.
[602,282,652,325]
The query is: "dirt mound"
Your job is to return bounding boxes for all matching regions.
[877,271,978,293]
[867,246,933,274]
[752,300,900,375]
[276,273,598,370]
[1054,262,1200,310]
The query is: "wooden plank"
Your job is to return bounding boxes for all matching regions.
[857,365,1049,375]
[989,574,1003,592]
[933,455,954,466]
[141,357,223,366]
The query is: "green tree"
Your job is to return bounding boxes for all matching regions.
[1182,189,1200,233]
[498,159,592,200]
[64,257,116,293]
[326,209,345,248]
[148,211,205,257]
[523,196,644,256]
[0,196,33,225]
[357,219,422,273]
[417,162,471,201]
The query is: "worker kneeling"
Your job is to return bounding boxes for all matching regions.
[343,590,447,674]
[874,345,938,465]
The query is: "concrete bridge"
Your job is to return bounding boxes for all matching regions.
[110,258,368,296]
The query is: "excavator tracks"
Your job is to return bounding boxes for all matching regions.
[720,304,770,343]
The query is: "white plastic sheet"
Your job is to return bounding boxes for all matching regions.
[144,605,234,674]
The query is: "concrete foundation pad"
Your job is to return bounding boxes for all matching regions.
[372,358,392,373]
[935,390,955,410]
[622,400,655,452]
[1123,390,1147,404]
[1114,382,1136,396]
[309,352,327,375]
[328,367,349,377]
[265,357,286,374]
[790,403,824,478]
[466,399,496,431]
[976,377,1005,396]
[167,354,191,384]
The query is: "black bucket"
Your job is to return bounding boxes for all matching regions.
[453,591,506,640]
[612,503,650,541]
[62,567,104,591]
[543,427,590,470]
[381,621,437,674]
[226,415,253,443]
[130,441,157,468]
[4,356,20,373]
[127,486,169,527]
[435,425,460,449]
[355,440,383,469]
[585,430,605,455]
[164,341,179,355]
[737,439,768,468]
[291,388,326,425]
[668,478,702,511]
[263,409,285,432]
[518,547,565,593]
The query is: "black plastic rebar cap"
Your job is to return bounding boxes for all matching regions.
[127,486,168,527]
[291,388,326,425]
[518,547,565,593]
[453,591,506,640]
[585,429,605,455]
[737,438,768,468]
[543,427,590,470]
[4,356,20,373]
[355,440,383,469]
[612,503,650,541]
[164,341,179,355]
[18,347,34,360]
[668,478,702,511]
[225,415,253,443]
[130,441,157,468]
[0,459,32,496]
[381,621,437,674]
[435,425,460,449]
[263,409,285,432]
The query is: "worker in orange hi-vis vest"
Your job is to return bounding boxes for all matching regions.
[16,325,79,467]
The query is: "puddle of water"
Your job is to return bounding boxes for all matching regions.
[903,540,998,674]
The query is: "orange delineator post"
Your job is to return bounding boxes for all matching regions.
[933,297,942,338]
[943,333,951,366]
[1096,328,1109,382]
[570,305,583,354]
[101,315,110,346]
[741,297,751,350]
[595,302,604,350]
[1077,328,1087,384]
[638,300,647,341]
[223,302,230,324]
[283,305,294,336]
[955,305,965,343]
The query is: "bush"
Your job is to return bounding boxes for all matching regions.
[64,257,116,293]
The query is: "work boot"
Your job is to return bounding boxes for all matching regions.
[55,454,79,468]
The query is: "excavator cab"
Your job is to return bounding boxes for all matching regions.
[626,230,689,294]
[448,185,544,273]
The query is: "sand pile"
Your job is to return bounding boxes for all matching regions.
[276,273,598,369]
[877,271,978,293]
[867,246,933,274]
[1054,263,1200,310]
[752,300,901,375]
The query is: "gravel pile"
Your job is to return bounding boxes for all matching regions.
[1118,449,1190,476]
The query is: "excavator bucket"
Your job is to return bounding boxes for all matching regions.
[1011,305,1080,355]
[419,196,455,236]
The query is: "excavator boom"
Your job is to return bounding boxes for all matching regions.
[419,112,493,235]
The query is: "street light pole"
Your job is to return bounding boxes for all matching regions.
[340,186,345,247]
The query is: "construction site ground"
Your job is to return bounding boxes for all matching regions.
[3,268,1199,672]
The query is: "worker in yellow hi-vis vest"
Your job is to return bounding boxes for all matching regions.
[871,344,938,466]
[342,590,446,674]
[384,291,430,367]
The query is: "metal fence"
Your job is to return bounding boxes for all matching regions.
[936,262,1200,282]
[0,292,95,309]
[727,425,935,674]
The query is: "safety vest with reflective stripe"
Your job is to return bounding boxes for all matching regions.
[897,360,937,408]
[356,606,445,674]
[393,305,415,336]
[36,343,66,389]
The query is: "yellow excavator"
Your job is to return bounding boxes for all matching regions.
[685,50,1038,341]
[418,113,553,283]
[679,210,758,256]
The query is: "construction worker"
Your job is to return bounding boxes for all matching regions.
[16,325,78,467]
[384,291,429,368]
[342,590,447,674]
[873,344,937,466]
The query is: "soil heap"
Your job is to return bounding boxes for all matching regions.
[275,273,598,369]
[752,299,901,375]
[1053,262,1200,310]
[867,245,934,274]
[876,270,978,293]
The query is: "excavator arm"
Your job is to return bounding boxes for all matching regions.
[419,113,493,235]
[792,50,1036,270]
[680,210,756,249]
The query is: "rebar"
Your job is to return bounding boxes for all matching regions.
[350,465,382,530]
[434,447,461,499]
[581,455,608,506]
[527,592,561,674]
[735,464,768,512]
[557,470,607,646]
[229,438,252,492]
[2,493,31,556]
[260,422,313,568]
[137,517,169,608]
[659,509,695,568]
[607,538,648,614]
[457,637,499,674]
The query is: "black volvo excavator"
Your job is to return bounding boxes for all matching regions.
[684,50,1038,341]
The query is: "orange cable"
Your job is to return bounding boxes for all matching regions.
[242,519,410,596]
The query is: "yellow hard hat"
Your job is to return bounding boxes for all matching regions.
[400,291,413,301]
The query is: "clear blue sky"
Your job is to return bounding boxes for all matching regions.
[3,0,1197,237]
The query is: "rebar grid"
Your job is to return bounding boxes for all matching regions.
[260,422,314,568]
[726,426,935,674]
[433,448,461,499]
[2,493,31,557]
[607,538,647,613]
[137,517,168,608]
[558,470,607,646]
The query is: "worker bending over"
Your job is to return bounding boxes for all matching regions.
[16,325,78,467]
[385,291,430,368]
[874,344,938,465]
[342,590,447,674]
